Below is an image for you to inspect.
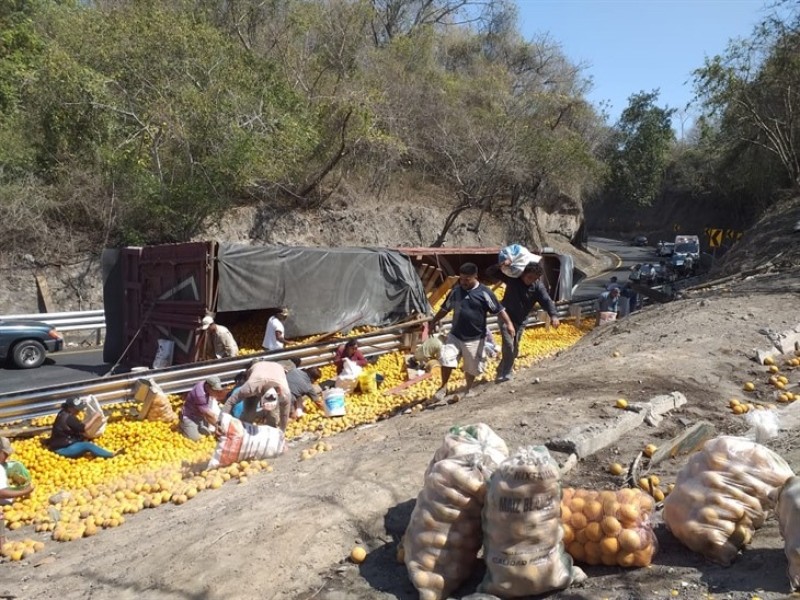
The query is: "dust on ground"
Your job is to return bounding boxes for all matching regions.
[2,204,800,600]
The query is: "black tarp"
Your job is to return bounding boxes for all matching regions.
[216,244,431,337]
[101,249,124,363]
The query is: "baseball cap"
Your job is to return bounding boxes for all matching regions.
[205,376,224,391]
[0,437,13,456]
[200,316,214,330]
[64,397,86,410]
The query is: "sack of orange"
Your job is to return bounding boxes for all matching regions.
[561,487,657,567]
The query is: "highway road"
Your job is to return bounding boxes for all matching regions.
[574,236,657,300]
[0,237,658,396]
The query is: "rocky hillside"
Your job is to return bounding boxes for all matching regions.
[0,187,585,314]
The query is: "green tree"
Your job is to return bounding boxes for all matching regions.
[693,4,800,190]
[605,90,675,206]
[25,3,317,243]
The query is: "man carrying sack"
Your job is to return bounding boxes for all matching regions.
[221,361,292,432]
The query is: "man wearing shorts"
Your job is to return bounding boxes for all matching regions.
[429,263,515,402]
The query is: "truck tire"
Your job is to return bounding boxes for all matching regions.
[12,340,47,369]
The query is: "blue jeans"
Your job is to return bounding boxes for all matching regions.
[497,321,524,379]
[55,441,114,459]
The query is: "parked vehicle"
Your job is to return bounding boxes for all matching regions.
[632,235,649,247]
[0,320,64,369]
[672,235,701,275]
[657,242,675,257]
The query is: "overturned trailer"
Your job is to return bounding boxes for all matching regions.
[397,246,576,305]
[102,242,430,367]
[102,242,576,368]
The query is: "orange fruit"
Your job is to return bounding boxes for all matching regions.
[600,536,620,555]
[570,497,586,513]
[562,523,575,545]
[617,551,636,567]
[350,546,367,564]
[567,541,586,562]
[619,529,642,553]
[601,516,622,536]
[585,522,604,542]
[571,512,588,530]
[584,541,602,564]
[583,500,603,522]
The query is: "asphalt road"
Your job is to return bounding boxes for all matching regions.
[0,237,659,396]
[574,236,658,300]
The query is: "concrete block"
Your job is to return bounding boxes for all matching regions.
[756,348,781,365]
[776,326,800,354]
[650,421,715,466]
[648,391,689,415]
[546,391,688,459]
[547,410,645,458]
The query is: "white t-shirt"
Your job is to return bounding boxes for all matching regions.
[262,316,285,351]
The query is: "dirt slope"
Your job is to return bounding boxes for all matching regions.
[2,211,800,599]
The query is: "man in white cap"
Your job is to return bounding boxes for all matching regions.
[1,436,34,546]
[262,308,289,352]
[200,315,239,360]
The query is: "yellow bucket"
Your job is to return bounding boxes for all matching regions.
[357,372,378,394]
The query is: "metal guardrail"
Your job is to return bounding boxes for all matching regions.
[0,300,599,427]
[2,309,106,344]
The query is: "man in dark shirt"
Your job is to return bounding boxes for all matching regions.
[487,261,560,383]
[47,397,118,458]
[285,361,322,418]
[429,263,515,402]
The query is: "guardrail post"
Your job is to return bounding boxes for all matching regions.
[569,304,582,327]
[536,310,551,331]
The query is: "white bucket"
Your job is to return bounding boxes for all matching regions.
[322,388,346,418]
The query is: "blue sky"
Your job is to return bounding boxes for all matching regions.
[516,0,770,134]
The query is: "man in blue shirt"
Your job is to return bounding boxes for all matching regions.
[596,287,621,325]
[487,261,560,383]
[429,263,515,402]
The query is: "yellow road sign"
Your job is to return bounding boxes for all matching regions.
[708,229,723,248]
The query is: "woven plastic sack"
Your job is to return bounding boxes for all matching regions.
[404,456,488,600]
[143,392,178,423]
[207,412,285,469]
[561,487,657,567]
[81,395,108,438]
[663,435,794,565]
[479,446,577,597]
[498,244,542,278]
[773,476,800,590]
[425,424,509,479]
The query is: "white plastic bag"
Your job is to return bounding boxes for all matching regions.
[152,339,175,369]
[81,395,108,438]
[498,244,542,278]
[404,456,488,600]
[404,425,508,600]
[663,435,794,565]
[774,476,800,590]
[425,424,509,478]
[340,357,363,379]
